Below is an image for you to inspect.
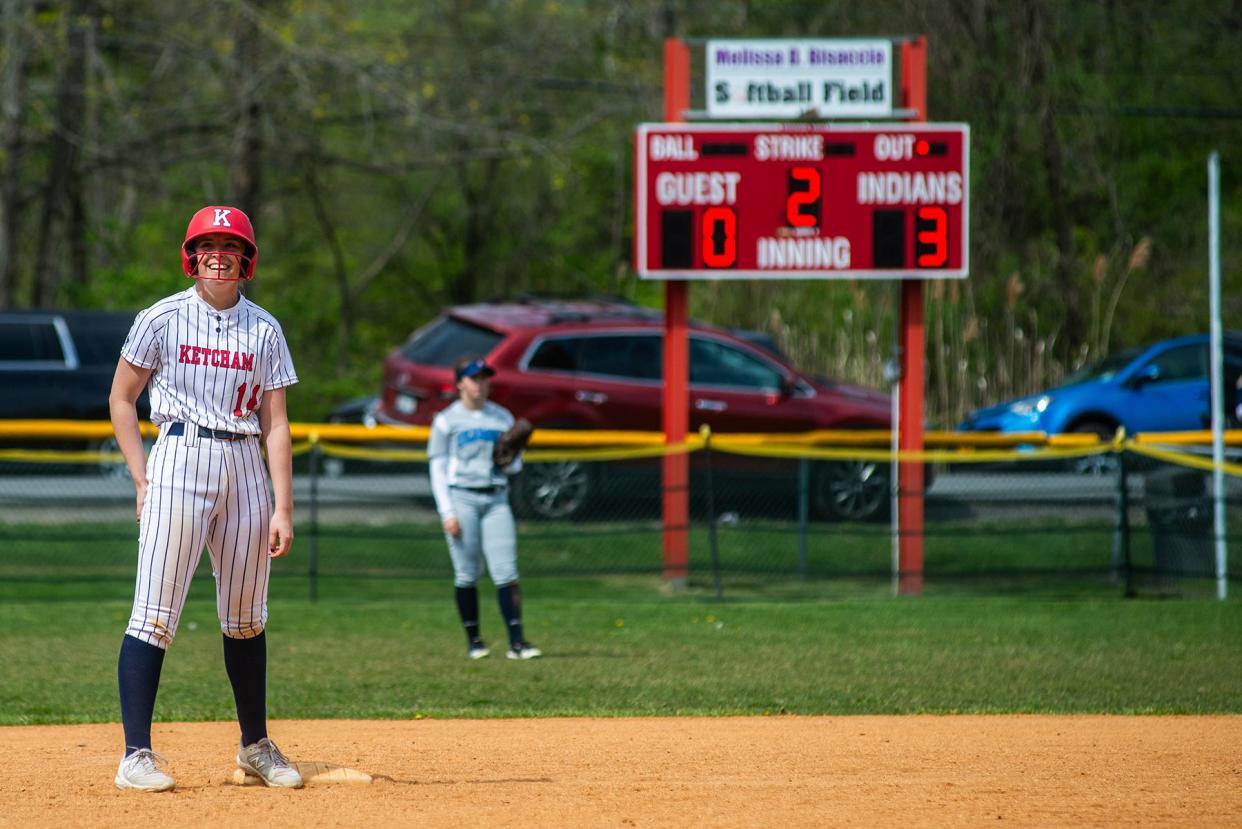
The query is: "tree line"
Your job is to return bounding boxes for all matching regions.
[1,0,1238,424]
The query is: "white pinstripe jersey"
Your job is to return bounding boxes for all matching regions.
[121,287,297,433]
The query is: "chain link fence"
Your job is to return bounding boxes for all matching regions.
[1,424,1239,599]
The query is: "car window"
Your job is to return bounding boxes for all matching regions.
[1226,350,1242,388]
[67,315,134,365]
[1062,346,1143,385]
[690,337,783,390]
[578,335,661,381]
[528,337,580,372]
[0,320,65,363]
[1147,345,1206,383]
[400,316,504,366]
[730,329,786,359]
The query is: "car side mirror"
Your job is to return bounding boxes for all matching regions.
[1131,364,1161,387]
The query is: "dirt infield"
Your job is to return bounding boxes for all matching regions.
[2,716,1239,828]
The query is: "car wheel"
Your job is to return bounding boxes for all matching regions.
[1068,419,1120,477]
[512,460,593,521]
[812,459,890,522]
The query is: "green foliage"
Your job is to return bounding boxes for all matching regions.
[3,1,1240,422]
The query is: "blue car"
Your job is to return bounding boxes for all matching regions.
[959,333,1242,439]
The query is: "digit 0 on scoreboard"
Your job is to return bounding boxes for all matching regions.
[635,122,969,279]
[702,206,737,268]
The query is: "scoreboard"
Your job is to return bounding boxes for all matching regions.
[634,122,969,279]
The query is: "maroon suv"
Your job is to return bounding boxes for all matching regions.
[377,299,893,521]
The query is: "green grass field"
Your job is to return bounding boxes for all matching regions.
[2,517,1239,724]
[2,569,1241,724]
[0,512,1230,602]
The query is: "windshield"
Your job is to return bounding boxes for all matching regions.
[400,316,504,366]
[68,315,136,365]
[1060,346,1143,386]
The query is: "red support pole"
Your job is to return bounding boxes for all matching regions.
[902,37,927,122]
[898,281,925,594]
[663,281,690,583]
[662,37,691,585]
[898,36,928,595]
[663,38,690,122]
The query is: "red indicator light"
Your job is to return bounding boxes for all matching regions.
[915,139,930,157]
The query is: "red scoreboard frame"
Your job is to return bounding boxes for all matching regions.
[634,122,969,279]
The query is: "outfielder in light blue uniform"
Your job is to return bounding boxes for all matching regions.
[428,357,542,660]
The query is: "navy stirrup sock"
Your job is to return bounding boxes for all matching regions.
[455,586,481,643]
[118,634,166,756]
[222,631,268,747]
[497,583,525,647]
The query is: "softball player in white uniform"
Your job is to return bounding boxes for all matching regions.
[429,357,541,660]
[108,206,302,791]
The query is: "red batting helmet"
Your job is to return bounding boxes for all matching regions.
[181,206,259,280]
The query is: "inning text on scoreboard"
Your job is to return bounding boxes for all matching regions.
[634,123,969,279]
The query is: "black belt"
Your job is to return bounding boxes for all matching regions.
[451,484,506,494]
[167,422,254,441]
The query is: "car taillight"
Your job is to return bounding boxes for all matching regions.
[438,383,456,400]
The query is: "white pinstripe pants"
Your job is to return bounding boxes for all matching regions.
[125,425,272,649]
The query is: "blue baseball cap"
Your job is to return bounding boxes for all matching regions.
[454,357,495,382]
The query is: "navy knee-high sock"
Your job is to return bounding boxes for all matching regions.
[497,583,525,647]
[118,634,166,756]
[222,632,267,747]
[455,586,482,643]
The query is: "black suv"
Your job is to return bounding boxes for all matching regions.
[1,310,150,477]
[0,310,148,420]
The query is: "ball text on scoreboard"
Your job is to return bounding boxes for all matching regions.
[634,123,969,279]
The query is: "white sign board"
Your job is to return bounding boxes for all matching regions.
[706,39,893,119]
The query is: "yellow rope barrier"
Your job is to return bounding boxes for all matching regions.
[311,438,708,463]
[0,420,160,439]
[316,442,428,462]
[523,438,705,462]
[0,421,1100,449]
[289,423,431,443]
[1126,442,1242,478]
[0,449,124,463]
[707,440,1114,464]
[1,421,1238,473]
[1131,429,1242,447]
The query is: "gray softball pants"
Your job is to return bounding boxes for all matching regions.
[445,486,519,588]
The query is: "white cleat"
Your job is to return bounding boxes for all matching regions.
[468,640,491,660]
[506,642,543,660]
[237,738,304,788]
[115,748,175,792]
